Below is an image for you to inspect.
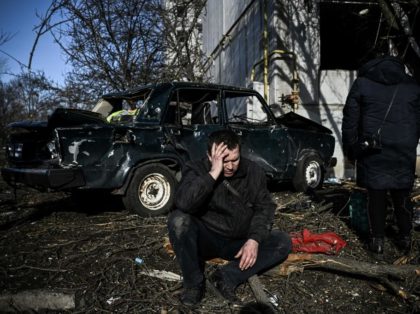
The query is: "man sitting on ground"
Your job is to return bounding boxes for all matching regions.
[167,129,291,306]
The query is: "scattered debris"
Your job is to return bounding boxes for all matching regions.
[0,176,419,313]
[138,269,182,282]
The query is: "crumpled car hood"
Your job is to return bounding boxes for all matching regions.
[275,112,332,134]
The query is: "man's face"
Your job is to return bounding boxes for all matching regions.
[222,146,240,177]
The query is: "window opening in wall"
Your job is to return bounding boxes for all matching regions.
[320,1,385,70]
[320,1,420,81]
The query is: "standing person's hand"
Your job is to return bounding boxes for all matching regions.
[235,239,259,270]
[208,142,228,180]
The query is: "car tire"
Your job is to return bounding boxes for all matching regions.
[292,153,324,192]
[123,164,176,217]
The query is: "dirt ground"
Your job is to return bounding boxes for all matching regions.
[0,174,419,313]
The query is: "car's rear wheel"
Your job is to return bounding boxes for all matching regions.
[292,153,324,192]
[123,164,176,217]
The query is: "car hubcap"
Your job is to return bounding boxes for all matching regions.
[305,161,321,188]
[138,173,171,210]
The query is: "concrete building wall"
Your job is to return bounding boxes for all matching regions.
[202,0,261,87]
[272,0,321,105]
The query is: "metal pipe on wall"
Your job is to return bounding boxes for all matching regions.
[251,49,300,110]
[263,0,269,102]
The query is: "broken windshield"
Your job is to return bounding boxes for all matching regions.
[225,91,270,125]
[135,85,170,123]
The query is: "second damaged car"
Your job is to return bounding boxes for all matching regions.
[2,82,336,216]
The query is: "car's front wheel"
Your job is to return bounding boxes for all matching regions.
[292,153,324,192]
[123,164,176,216]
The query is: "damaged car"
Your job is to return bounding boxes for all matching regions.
[1,82,336,216]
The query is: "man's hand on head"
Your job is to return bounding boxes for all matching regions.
[208,142,228,180]
[235,239,259,271]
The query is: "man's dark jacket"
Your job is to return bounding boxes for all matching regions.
[174,157,275,243]
[342,56,420,189]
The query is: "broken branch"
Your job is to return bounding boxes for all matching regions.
[266,253,419,300]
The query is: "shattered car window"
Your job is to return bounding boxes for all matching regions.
[107,99,142,123]
[136,88,171,122]
[225,91,269,124]
[164,89,220,126]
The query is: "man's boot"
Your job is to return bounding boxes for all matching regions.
[210,270,240,304]
[180,283,205,306]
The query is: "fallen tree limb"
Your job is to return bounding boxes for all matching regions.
[265,253,419,300]
[315,201,333,213]
[271,253,419,279]
[8,264,68,272]
[0,207,40,230]
[0,289,75,312]
[248,275,275,310]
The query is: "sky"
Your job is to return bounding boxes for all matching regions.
[0,0,70,85]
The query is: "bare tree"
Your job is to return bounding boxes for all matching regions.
[0,73,55,145]
[376,0,420,82]
[158,0,207,82]
[42,0,166,96]
[0,30,17,77]
[28,0,208,105]
[29,2,65,72]
[0,27,65,146]
[0,31,12,46]
[0,81,20,145]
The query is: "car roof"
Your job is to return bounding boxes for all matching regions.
[101,82,258,99]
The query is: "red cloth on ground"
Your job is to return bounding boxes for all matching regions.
[290,229,347,255]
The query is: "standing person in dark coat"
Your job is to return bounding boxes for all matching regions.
[167,129,292,306]
[342,55,420,255]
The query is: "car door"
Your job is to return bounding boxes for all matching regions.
[223,90,292,180]
[163,88,223,163]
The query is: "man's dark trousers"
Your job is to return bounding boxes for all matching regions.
[367,189,413,237]
[168,209,292,289]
